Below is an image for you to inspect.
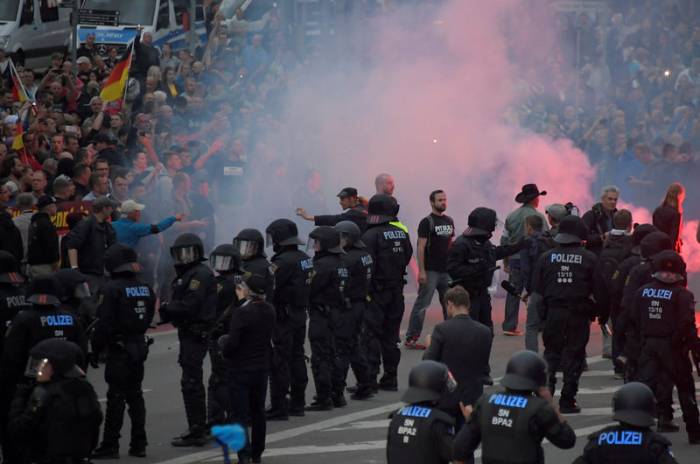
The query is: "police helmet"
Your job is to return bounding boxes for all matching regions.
[501,350,547,391]
[651,250,686,284]
[170,233,205,265]
[631,224,657,246]
[465,207,497,237]
[308,226,344,254]
[105,243,141,274]
[401,360,456,404]
[0,250,23,284]
[233,229,265,260]
[640,232,673,259]
[553,215,586,244]
[25,339,83,379]
[210,244,242,273]
[334,221,366,248]
[612,382,656,427]
[265,219,304,247]
[54,269,91,301]
[26,275,63,306]
[367,194,399,225]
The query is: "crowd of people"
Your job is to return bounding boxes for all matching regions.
[0,0,700,463]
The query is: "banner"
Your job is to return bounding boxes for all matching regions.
[8,201,92,236]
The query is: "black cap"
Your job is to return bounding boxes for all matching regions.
[402,360,451,404]
[239,271,268,296]
[500,350,547,391]
[466,207,497,236]
[27,275,63,306]
[515,184,547,204]
[554,215,586,244]
[30,339,84,378]
[652,250,686,283]
[37,195,56,209]
[337,187,358,199]
[612,382,656,427]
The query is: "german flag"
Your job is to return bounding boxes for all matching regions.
[100,43,133,103]
[9,60,29,103]
[11,121,24,151]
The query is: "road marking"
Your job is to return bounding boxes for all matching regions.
[153,402,403,464]
[576,382,700,395]
[325,419,390,432]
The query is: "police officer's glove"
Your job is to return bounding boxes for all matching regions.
[217,334,229,351]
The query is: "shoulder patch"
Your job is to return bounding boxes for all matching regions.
[189,279,201,290]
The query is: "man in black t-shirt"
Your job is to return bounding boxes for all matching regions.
[405,190,454,349]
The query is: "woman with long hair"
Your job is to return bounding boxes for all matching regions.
[653,182,685,252]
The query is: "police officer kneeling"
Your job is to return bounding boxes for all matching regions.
[573,382,678,463]
[91,244,156,459]
[453,351,576,464]
[387,360,457,464]
[8,339,102,464]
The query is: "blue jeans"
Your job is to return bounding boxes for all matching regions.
[405,271,449,340]
[503,263,523,331]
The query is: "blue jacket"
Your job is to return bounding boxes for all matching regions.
[112,216,177,248]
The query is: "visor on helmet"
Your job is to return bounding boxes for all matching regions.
[25,357,49,379]
[306,238,322,253]
[211,254,234,272]
[74,282,91,299]
[171,245,200,265]
[233,239,259,260]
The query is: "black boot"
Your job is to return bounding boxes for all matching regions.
[378,374,398,392]
[559,398,581,414]
[306,398,333,411]
[265,407,289,421]
[332,392,347,408]
[92,445,120,460]
[657,417,680,433]
[350,385,375,400]
[171,427,208,447]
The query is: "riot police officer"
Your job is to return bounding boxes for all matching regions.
[161,233,217,447]
[361,194,412,391]
[573,382,678,463]
[233,228,274,300]
[447,207,522,331]
[531,215,597,413]
[8,339,102,464]
[633,250,700,442]
[618,231,673,381]
[0,250,29,359]
[208,243,243,426]
[307,226,348,410]
[453,351,576,463]
[265,219,313,419]
[386,360,456,464]
[91,244,156,458]
[334,220,374,400]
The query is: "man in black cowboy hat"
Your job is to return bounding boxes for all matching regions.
[501,184,548,337]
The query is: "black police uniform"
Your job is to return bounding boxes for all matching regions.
[335,228,373,399]
[164,234,217,444]
[532,217,597,409]
[618,232,672,381]
[207,243,243,426]
[234,229,275,301]
[55,268,94,330]
[91,244,156,456]
[573,382,678,463]
[308,226,348,408]
[361,195,412,389]
[8,340,102,464]
[387,360,457,464]
[573,425,677,463]
[0,251,30,360]
[447,208,521,331]
[633,253,700,440]
[266,219,313,417]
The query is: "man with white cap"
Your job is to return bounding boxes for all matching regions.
[112,199,182,249]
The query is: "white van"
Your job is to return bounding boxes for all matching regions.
[0,0,71,69]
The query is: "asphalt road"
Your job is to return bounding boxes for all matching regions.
[86,294,700,464]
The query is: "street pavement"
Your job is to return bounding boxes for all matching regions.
[87,294,700,464]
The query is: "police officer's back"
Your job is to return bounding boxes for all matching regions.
[233,228,274,300]
[8,339,102,464]
[387,361,456,464]
[447,207,522,330]
[161,233,217,446]
[453,351,576,464]
[0,251,30,359]
[91,244,155,458]
[265,219,313,418]
[54,268,94,329]
[573,382,678,464]
[633,250,700,442]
